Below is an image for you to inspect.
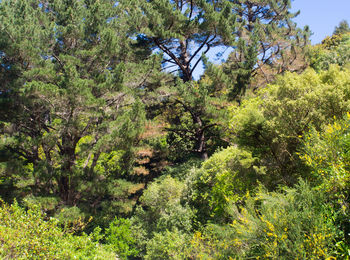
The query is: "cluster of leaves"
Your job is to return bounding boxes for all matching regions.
[229,66,350,187]
[186,146,264,224]
[0,0,159,228]
[309,32,350,71]
[0,200,115,259]
[187,181,338,259]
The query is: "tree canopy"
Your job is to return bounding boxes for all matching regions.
[1,0,350,259]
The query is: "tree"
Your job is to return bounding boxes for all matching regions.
[119,0,239,160]
[121,0,238,83]
[120,0,309,160]
[222,0,310,98]
[334,20,350,35]
[0,0,159,219]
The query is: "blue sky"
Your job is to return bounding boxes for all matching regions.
[292,0,350,44]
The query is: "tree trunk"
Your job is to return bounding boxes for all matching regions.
[58,135,77,204]
[179,40,191,82]
[194,115,208,160]
[58,175,70,202]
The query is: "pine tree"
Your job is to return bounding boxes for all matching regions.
[334,20,350,35]
[224,0,310,98]
[0,0,159,220]
[121,0,308,160]
[119,0,238,160]
[121,0,238,82]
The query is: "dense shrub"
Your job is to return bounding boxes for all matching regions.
[185,146,264,224]
[187,181,338,259]
[310,33,350,71]
[301,114,350,195]
[131,176,194,257]
[105,217,139,259]
[0,201,115,259]
[144,229,190,260]
[229,66,350,186]
[300,115,350,257]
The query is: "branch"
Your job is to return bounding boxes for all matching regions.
[191,43,210,74]
[153,38,187,76]
[189,0,194,20]
[188,35,211,64]
[52,53,65,72]
[7,146,35,163]
[202,123,217,131]
[168,68,181,74]
[161,59,177,64]
[175,98,197,121]
[190,34,217,74]
[161,64,179,71]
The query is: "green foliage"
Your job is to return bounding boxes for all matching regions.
[134,176,194,234]
[229,66,350,186]
[145,229,190,260]
[165,77,229,160]
[0,201,115,259]
[186,146,264,224]
[220,0,310,98]
[301,114,350,192]
[334,20,350,35]
[120,0,238,82]
[105,217,139,259]
[162,157,203,181]
[0,1,347,259]
[0,0,156,223]
[131,176,194,257]
[300,115,350,257]
[187,181,337,259]
[310,33,350,71]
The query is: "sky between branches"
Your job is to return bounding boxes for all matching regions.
[190,0,350,79]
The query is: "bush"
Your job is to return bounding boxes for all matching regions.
[301,115,350,257]
[0,201,115,259]
[185,146,264,224]
[145,229,190,260]
[301,114,350,195]
[187,181,338,259]
[229,66,350,186]
[131,176,194,257]
[105,217,139,259]
[310,33,350,71]
[134,175,194,234]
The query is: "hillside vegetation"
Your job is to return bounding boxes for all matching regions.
[1,0,350,259]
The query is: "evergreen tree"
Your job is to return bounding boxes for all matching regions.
[121,0,238,82]
[120,0,308,160]
[119,0,239,160]
[0,0,159,221]
[224,0,310,98]
[334,20,350,35]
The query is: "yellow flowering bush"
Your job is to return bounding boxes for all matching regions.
[229,66,350,187]
[186,181,337,259]
[301,113,350,200]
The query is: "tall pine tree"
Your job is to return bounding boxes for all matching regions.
[223,0,310,98]
[0,0,159,221]
[121,0,309,160]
